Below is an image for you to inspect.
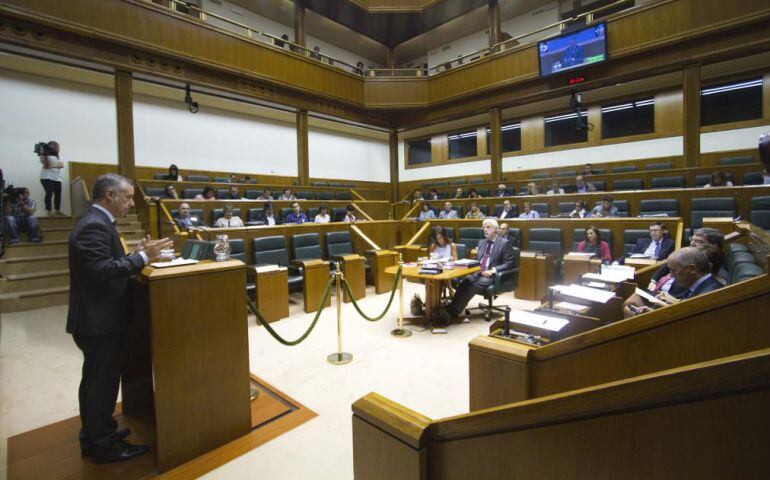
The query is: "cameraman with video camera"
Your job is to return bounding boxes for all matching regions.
[4,187,42,244]
[36,140,64,217]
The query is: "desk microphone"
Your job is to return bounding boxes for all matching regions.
[503,307,511,337]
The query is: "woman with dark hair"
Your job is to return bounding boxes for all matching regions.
[703,170,733,188]
[569,200,588,218]
[39,140,64,216]
[165,164,182,182]
[418,202,436,221]
[467,188,479,199]
[577,226,611,263]
[429,226,457,261]
[194,185,215,200]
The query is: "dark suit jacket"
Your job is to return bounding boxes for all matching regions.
[475,236,515,274]
[67,207,145,336]
[257,212,282,225]
[687,274,723,298]
[631,236,675,260]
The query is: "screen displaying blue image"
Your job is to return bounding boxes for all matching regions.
[538,23,606,77]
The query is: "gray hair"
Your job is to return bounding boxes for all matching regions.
[692,227,725,248]
[92,173,131,200]
[668,247,710,274]
[482,218,499,230]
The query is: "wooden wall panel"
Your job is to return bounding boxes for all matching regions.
[654,89,683,136]
[520,116,543,152]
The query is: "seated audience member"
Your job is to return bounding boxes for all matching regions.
[412,190,424,203]
[257,188,274,200]
[495,184,508,197]
[624,221,674,261]
[429,226,457,261]
[314,205,331,223]
[260,202,280,226]
[467,188,479,199]
[519,201,540,219]
[761,132,769,169]
[229,173,239,183]
[194,185,216,200]
[278,188,297,201]
[4,187,41,243]
[165,164,182,182]
[546,179,564,195]
[465,202,485,219]
[577,226,612,263]
[162,184,179,199]
[649,244,726,300]
[344,204,357,223]
[499,222,519,247]
[570,200,588,218]
[418,202,436,221]
[498,200,516,219]
[624,247,723,316]
[225,185,242,200]
[582,163,594,176]
[437,218,515,326]
[174,202,202,230]
[454,187,465,199]
[519,182,539,195]
[284,202,308,224]
[428,189,439,200]
[761,166,770,185]
[590,195,620,217]
[703,171,733,188]
[575,175,596,193]
[439,201,458,219]
[214,204,244,228]
[649,227,727,289]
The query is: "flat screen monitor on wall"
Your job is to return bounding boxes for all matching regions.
[538,22,607,77]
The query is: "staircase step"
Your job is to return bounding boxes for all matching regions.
[0,285,69,313]
[37,216,76,228]
[2,240,69,258]
[0,269,69,293]
[0,254,69,275]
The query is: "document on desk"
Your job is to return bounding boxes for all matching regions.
[150,258,199,268]
[567,252,596,258]
[635,288,668,306]
[514,310,570,332]
[551,284,616,303]
[600,264,636,281]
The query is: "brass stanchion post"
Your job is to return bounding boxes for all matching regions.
[391,254,412,338]
[327,262,353,365]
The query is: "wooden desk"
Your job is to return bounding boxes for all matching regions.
[625,257,659,269]
[386,264,480,324]
[515,252,556,301]
[297,259,332,313]
[253,266,289,322]
[562,253,601,283]
[336,254,366,303]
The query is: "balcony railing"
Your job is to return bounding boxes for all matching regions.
[140,0,656,78]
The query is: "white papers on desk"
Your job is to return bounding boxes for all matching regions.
[513,310,569,332]
[599,264,636,281]
[551,284,616,303]
[150,258,199,268]
[567,252,596,258]
[635,287,668,306]
[454,259,479,266]
[254,265,287,274]
[629,253,652,259]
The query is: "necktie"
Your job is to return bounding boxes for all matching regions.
[480,241,493,271]
[654,241,661,259]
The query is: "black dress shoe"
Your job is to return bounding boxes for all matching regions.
[80,428,132,457]
[91,439,149,465]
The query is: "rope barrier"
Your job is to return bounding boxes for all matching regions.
[341,265,402,322]
[247,274,335,346]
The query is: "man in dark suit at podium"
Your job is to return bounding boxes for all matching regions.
[67,173,172,464]
[438,218,515,326]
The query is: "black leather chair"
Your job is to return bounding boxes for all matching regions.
[531,172,551,180]
[247,208,264,224]
[307,208,319,221]
[612,178,643,190]
[152,173,166,180]
[469,178,485,184]
[622,229,650,256]
[477,189,489,197]
[651,176,685,189]
[227,239,255,297]
[253,236,303,293]
[557,202,575,215]
[728,251,758,280]
[571,228,612,251]
[458,227,484,251]
[690,197,736,229]
[317,191,334,201]
[245,189,261,199]
[213,176,229,183]
[280,208,292,222]
[506,227,521,247]
[336,191,352,200]
[528,228,563,279]
[455,243,467,259]
[743,172,764,185]
[720,155,754,166]
[434,181,449,187]
[731,263,763,283]
[144,187,164,196]
[591,168,606,174]
[639,199,679,217]
[296,191,314,200]
[645,162,673,170]
[464,247,521,321]
[694,174,711,187]
[531,203,550,218]
[332,207,347,222]
[183,188,203,199]
[311,181,328,187]
[329,183,344,188]
[291,233,324,267]
[326,231,370,273]
[210,207,242,225]
[452,179,465,185]
[186,175,210,182]
[612,165,637,173]
[556,170,575,178]
[750,196,770,230]
[591,181,606,191]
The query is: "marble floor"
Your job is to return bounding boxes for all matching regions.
[0,283,539,480]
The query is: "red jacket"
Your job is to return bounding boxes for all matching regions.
[577,240,612,263]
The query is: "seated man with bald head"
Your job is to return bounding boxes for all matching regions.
[174,202,202,230]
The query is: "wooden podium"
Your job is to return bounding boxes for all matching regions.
[364,250,399,294]
[562,253,601,284]
[254,265,289,322]
[335,254,366,303]
[123,260,252,472]
[515,252,556,301]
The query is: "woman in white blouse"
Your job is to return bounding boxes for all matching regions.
[214,205,244,228]
[314,205,331,223]
[429,226,458,261]
[418,202,436,221]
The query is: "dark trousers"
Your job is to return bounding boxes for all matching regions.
[73,334,123,447]
[40,178,62,211]
[448,273,493,316]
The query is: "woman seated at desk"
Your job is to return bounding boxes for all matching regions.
[576,225,611,263]
[214,204,244,228]
[429,226,457,261]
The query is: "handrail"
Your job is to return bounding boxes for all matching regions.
[350,225,382,251]
[350,189,366,201]
[400,201,422,220]
[139,0,364,76]
[158,200,179,235]
[69,176,91,218]
[351,202,374,221]
[405,220,431,246]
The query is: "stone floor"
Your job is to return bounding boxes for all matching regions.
[0,283,538,480]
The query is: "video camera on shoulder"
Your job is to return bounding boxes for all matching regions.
[34,141,54,157]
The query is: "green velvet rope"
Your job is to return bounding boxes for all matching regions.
[247,274,335,346]
[341,264,402,322]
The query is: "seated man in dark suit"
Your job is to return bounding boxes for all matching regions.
[648,227,726,289]
[624,221,675,261]
[174,202,202,230]
[438,218,515,326]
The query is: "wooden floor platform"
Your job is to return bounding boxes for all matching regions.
[7,374,316,480]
